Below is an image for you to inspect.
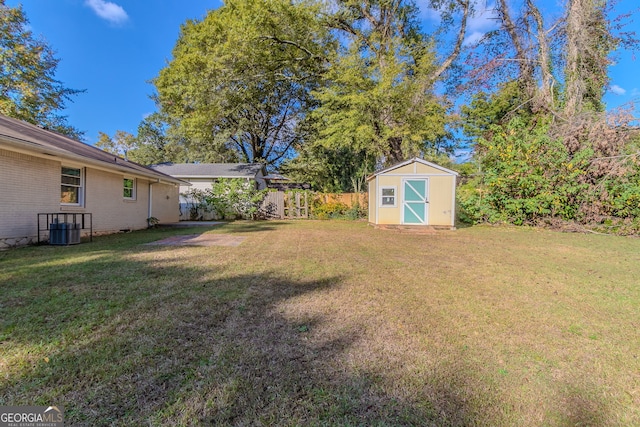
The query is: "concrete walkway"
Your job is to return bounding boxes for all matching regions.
[159,221,225,228]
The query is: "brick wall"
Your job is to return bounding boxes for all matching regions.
[0,147,180,249]
[0,149,59,246]
[83,168,150,232]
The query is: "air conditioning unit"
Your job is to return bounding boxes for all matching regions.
[49,222,81,245]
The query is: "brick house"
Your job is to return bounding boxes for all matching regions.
[0,114,185,249]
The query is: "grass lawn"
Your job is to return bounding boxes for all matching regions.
[1,221,639,426]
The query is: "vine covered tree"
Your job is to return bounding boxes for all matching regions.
[458,0,640,232]
[310,0,470,166]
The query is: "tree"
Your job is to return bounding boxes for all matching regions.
[563,0,617,116]
[310,0,469,166]
[95,130,136,158]
[129,112,191,165]
[0,1,82,138]
[458,1,640,232]
[153,0,332,167]
[462,0,637,119]
[280,143,375,192]
[95,113,193,165]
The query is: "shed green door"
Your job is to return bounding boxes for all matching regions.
[402,179,428,224]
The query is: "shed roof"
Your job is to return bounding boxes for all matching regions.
[366,157,459,181]
[0,114,185,185]
[149,162,266,179]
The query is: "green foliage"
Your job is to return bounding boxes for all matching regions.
[459,118,586,224]
[95,130,137,158]
[460,81,530,140]
[181,180,267,220]
[0,2,83,138]
[311,199,349,220]
[281,145,375,192]
[130,113,189,164]
[154,0,332,166]
[458,116,640,232]
[181,188,213,220]
[310,195,366,220]
[207,179,268,220]
[146,217,159,228]
[96,113,190,165]
[311,0,452,165]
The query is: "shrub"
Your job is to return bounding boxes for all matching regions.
[457,115,640,234]
[311,194,366,220]
[205,179,267,220]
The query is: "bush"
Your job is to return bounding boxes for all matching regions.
[311,195,366,220]
[457,115,640,234]
[206,179,267,220]
[181,179,267,220]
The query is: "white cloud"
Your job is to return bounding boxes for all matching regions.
[610,85,627,95]
[85,0,129,25]
[464,31,485,46]
[467,3,499,33]
[465,3,499,45]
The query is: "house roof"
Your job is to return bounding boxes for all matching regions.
[0,114,185,185]
[366,157,459,181]
[149,162,266,179]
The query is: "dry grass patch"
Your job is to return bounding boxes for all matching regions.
[1,221,639,425]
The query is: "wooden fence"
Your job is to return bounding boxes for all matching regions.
[260,191,309,219]
[260,191,366,220]
[315,192,367,207]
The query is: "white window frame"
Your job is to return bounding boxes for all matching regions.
[61,166,84,206]
[380,186,397,208]
[123,177,136,200]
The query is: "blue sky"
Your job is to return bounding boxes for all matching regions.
[7,0,640,145]
[7,0,223,143]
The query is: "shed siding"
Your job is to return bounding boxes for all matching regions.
[415,162,447,175]
[376,175,402,224]
[427,175,455,226]
[389,164,415,175]
[368,178,377,223]
[368,158,457,228]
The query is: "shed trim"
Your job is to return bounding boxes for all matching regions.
[366,157,458,181]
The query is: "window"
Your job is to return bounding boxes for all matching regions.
[123,178,136,199]
[61,167,83,205]
[380,186,396,207]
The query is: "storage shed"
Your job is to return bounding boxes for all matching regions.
[367,158,458,228]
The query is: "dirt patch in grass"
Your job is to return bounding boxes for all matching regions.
[145,233,246,247]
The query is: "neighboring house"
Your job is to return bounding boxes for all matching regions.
[0,114,185,249]
[149,163,267,220]
[149,162,268,191]
[367,157,458,229]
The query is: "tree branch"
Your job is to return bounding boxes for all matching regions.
[430,0,470,82]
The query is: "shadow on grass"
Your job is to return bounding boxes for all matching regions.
[0,234,613,426]
[216,220,291,234]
